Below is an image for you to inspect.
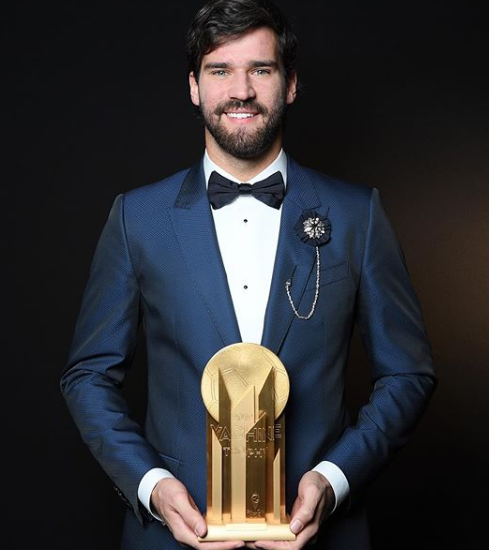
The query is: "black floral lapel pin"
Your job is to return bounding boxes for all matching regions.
[295,210,332,246]
[286,210,331,319]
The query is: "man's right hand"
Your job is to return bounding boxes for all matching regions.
[151,478,245,549]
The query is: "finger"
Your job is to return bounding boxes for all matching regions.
[290,496,302,519]
[198,540,245,550]
[171,490,207,538]
[253,540,294,550]
[165,510,244,550]
[254,523,318,550]
[289,486,321,535]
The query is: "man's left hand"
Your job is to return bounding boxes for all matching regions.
[246,471,334,549]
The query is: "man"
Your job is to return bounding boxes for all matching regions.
[60,1,436,549]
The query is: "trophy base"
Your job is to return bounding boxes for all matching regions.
[198,522,296,542]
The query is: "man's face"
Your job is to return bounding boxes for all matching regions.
[189,27,297,160]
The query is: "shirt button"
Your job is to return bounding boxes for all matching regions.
[243,219,248,223]
[243,285,248,290]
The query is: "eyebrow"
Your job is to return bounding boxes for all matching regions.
[203,60,280,71]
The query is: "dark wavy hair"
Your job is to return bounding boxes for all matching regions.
[186,0,298,84]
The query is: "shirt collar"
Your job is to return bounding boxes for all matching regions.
[203,149,288,189]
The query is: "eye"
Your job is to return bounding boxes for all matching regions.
[211,70,229,77]
[253,68,271,76]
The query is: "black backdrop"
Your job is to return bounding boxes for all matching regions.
[3,1,488,548]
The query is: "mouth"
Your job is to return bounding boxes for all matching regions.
[224,111,258,120]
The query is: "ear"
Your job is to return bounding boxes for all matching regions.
[189,71,200,106]
[286,71,298,105]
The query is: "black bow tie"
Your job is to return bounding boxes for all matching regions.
[208,170,285,210]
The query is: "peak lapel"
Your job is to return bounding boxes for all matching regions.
[169,162,241,347]
[261,159,322,354]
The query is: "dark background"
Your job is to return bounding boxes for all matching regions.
[3,0,488,548]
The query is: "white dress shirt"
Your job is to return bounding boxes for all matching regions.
[138,150,349,518]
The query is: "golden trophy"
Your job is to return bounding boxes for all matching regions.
[199,343,295,542]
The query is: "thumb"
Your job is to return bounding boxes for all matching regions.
[289,477,321,535]
[172,490,207,538]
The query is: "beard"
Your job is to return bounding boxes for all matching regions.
[198,94,288,160]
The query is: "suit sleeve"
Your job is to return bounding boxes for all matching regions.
[323,188,437,506]
[60,194,164,523]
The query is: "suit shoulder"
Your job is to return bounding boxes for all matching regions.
[296,164,374,210]
[304,166,372,197]
[121,167,191,209]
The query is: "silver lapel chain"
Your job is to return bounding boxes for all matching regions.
[285,245,320,320]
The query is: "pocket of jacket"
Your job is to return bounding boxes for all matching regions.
[306,261,350,291]
[158,452,181,476]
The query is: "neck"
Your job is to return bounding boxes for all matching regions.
[205,131,283,181]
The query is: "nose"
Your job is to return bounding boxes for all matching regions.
[228,72,256,101]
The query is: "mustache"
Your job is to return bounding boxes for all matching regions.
[214,100,268,116]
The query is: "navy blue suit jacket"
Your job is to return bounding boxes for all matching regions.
[61,157,436,549]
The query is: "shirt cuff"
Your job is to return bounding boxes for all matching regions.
[138,468,176,521]
[312,461,350,513]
